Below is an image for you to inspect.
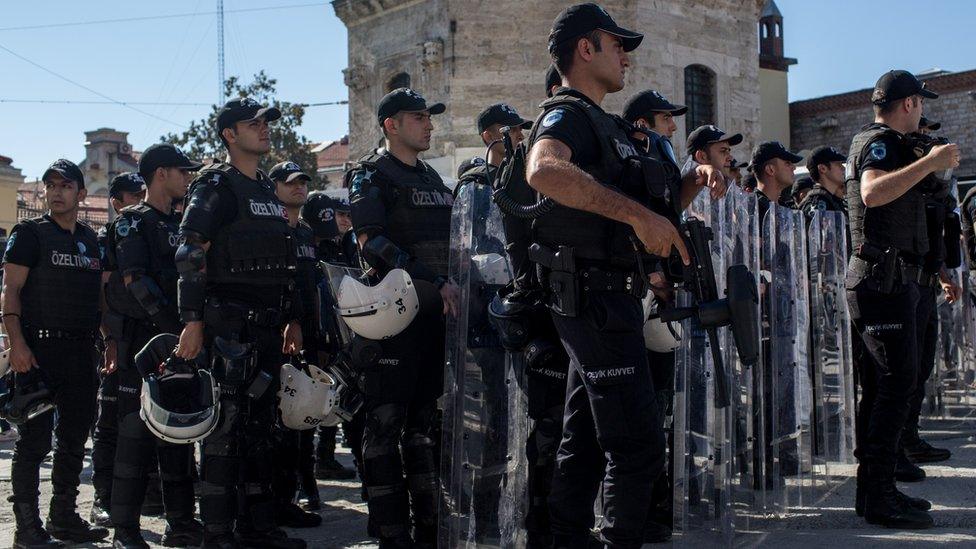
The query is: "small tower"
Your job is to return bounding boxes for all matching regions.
[759,0,796,72]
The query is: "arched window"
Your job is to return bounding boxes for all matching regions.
[684,65,715,136]
[762,23,769,39]
[387,72,411,92]
[775,23,781,37]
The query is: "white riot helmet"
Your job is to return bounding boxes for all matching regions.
[278,361,336,430]
[642,291,682,353]
[336,268,419,340]
[137,334,220,445]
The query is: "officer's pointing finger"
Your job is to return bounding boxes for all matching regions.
[672,229,691,265]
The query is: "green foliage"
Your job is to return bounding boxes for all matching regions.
[161,71,322,189]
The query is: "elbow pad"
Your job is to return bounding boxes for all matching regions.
[128,275,182,334]
[175,233,208,322]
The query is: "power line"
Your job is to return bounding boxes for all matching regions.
[0,2,329,32]
[0,98,348,107]
[0,42,187,127]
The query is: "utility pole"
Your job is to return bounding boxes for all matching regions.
[217,0,225,104]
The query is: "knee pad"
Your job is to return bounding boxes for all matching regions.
[156,443,193,482]
[364,403,406,460]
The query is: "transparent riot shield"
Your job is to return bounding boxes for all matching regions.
[320,262,370,425]
[936,248,976,416]
[672,191,734,547]
[722,189,765,524]
[762,205,816,512]
[806,211,856,487]
[438,181,529,548]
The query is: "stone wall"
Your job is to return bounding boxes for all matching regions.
[790,70,976,179]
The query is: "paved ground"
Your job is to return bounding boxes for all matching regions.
[0,411,973,548]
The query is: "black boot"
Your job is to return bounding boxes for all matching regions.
[112,527,150,549]
[276,502,322,528]
[377,535,413,549]
[12,503,64,549]
[202,523,240,549]
[315,457,357,480]
[863,472,933,529]
[161,518,204,547]
[89,497,112,528]
[894,450,926,482]
[142,477,165,517]
[46,495,109,543]
[904,438,952,463]
[237,527,307,549]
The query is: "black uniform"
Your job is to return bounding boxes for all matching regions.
[347,149,451,545]
[961,186,976,268]
[4,215,103,535]
[91,223,120,517]
[103,202,198,538]
[846,123,933,515]
[799,184,848,219]
[527,89,666,548]
[178,163,303,546]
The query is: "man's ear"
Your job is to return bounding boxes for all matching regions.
[383,117,398,136]
[221,126,236,145]
[78,187,88,202]
[693,149,707,164]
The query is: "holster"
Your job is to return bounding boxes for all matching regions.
[529,243,579,317]
[851,244,920,293]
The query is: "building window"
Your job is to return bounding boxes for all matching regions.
[684,65,715,136]
[387,72,411,91]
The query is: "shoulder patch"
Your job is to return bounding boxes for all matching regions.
[4,232,16,254]
[542,109,564,128]
[349,167,376,194]
[868,141,887,161]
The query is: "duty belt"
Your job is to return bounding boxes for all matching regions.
[580,268,645,296]
[208,298,287,328]
[24,325,96,341]
[849,255,925,291]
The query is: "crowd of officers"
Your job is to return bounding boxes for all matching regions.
[0,2,970,549]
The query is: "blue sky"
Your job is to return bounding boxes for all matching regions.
[1,0,973,179]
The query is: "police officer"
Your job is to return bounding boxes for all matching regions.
[346,87,458,548]
[962,184,976,270]
[524,5,696,547]
[266,161,328,528]
[173,97,306,549]
[2,159,108,547]
[799,146,849,218]
[846,70,959,528]
[750,141,803,219]
[685,124,741,185]
[728,158,749,189]
[456,103,533,194]
[91,173,146,528]
[623,89,685,141]
[788,175,815,209]
[105,144,204,548]
[546,64,562,98]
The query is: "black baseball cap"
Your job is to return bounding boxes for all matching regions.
[269,161,311,183]
[108,172,146,199]
[216,97,282,133]
[377,88,445,126]
[623,90,687,123]
[300,191,340,239]
[42,159,85,188]
[871,70,938,105]
[751,141,803,171]
[545,65,561,97]
[919,116,941,131]
[686,125,743,154]
[548,3,643,54]
[456,156,486,179]
[806,146,846,177]
[729,158,749,170]
[477,103,532,133]
[791,176,815,200]
[138,143,203,178]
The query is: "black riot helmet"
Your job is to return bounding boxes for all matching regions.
[0,370,55,425]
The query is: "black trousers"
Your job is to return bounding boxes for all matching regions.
[91,369,119,505]
[9,336,98,505]
[547,292,665,549]
[902,284,938,445]
[848,278,926,477]
[360,312,444,542]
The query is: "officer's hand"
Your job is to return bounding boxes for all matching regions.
[9,339,38,373]
[282,321,303,354]
[101,339,118,375]
[696,165,728,199]
[942,280,963,304]
[440,282,461,317]
[631,210,690,265]
[648,271,673,303]
[175,321,204,360]
[925,143,961,172]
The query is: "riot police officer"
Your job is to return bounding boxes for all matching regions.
[105,145,204,548]
[788,175,815,209]
[91,172,146,528]
[346,87,458,548]
[267,161,328,528]
[2,159,108,547]
[523,5,694,547]
[846,69,959,529]
[799,146,848,218]
[750,141,803,219]
[173,97,306,549]
[623,89,685,141]
[456,102,532,194]
[546,64,562,98]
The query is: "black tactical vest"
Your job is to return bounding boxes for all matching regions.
[799,184,847,216]
[639,130,683,223]
[455,164,492,196]
[294,220,319,298]
[846,123,929,258]
[104,203,181,320]
[528,91,650,268]
[355,151,453,278]
[201,164,296,286]
[19,216,102,331]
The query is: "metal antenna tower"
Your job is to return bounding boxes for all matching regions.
[217,0,225,104]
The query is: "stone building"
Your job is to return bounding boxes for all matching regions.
[0,155,25,236]
[790,68,976,181]
[77,128,141,197]
[333,0,794,181]
[312,135,351,188]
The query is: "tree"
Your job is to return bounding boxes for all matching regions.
[161,71,322,188]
